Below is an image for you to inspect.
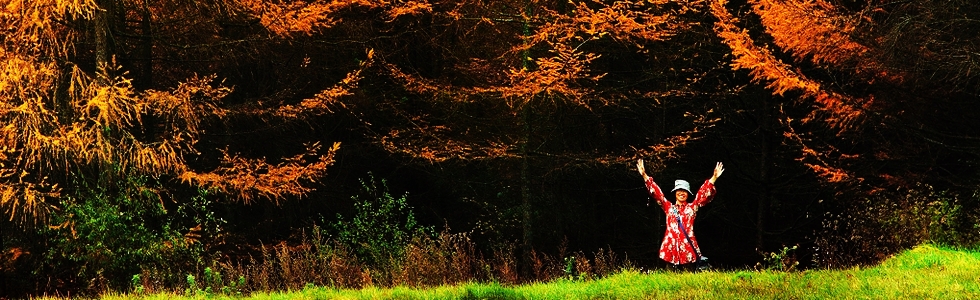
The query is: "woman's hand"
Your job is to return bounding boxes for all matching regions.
[709,162,724,184]
[636,159,649,179]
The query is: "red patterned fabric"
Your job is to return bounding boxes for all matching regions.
[644,177,716,265]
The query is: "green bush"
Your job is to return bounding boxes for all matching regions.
[923,187,980,249]
[814,184,980,267]
[330,173,433,269]
[38,175,215,293]
[757,245,799,271]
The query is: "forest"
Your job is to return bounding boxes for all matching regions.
[2,0,980,297]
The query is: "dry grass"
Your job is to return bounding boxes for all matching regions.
[129,228,627,295]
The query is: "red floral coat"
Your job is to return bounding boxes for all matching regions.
[644,177,716,265]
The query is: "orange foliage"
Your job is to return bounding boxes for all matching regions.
[275,50,373,118]
[751,0,868,66]
[710,0,865,130]
[0,0,362,222]
[633,112,720,164]
[499,0,691,108]
[530,0,682,46]
[383,63,446,95]
[780,116,860,183]
[367,0,705,165]
[0,0,98,56]
[805,163,851,183]
[0,62,212,220]
[382,0,686,110]
[751,0,905,85]
[498,42,604,108]
[378,124,519,163]
[235,0,377,36]
[180,142,340,204]
[236,0,433,36]
[143,74,230,137]
[708,0,935,183]
[385,0,432,19]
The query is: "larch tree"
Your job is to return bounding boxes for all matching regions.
[0,0,416,224]
[0,0,463,293]
[709,0,980,265]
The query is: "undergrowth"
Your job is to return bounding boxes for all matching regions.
[96,244,980,300]
[119,174,625,295]
[13,174,980,298]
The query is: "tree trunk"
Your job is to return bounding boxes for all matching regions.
[757,93,771,251]
[94,0,114,70]
[519,104,534,262]
[519,0,535,276]
[138,0,153,89]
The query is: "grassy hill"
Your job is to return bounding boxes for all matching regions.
[98,244,979,299]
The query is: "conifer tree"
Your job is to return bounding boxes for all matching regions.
[0,0,401,223]
[709,0,980,265]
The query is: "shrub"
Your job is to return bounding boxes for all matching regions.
[21,173,633,295]
[756,245,799,271]
[814,184,980,268]
[37,175,216,294]
[923,188,980,249]
[330,173,434,270]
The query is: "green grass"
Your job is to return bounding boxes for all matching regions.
[94,244,980,299]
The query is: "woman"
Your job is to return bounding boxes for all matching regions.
[636,159,724,270]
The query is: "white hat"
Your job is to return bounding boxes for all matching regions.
[670,179,691,194]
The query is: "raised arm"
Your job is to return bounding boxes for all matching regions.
[694,162,724,207]
[709,162,724,184]
[637,159,669,211]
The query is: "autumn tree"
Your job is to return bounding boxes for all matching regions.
[0,0,401,292]
[709,0,980,265]
[0,0,424,222]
